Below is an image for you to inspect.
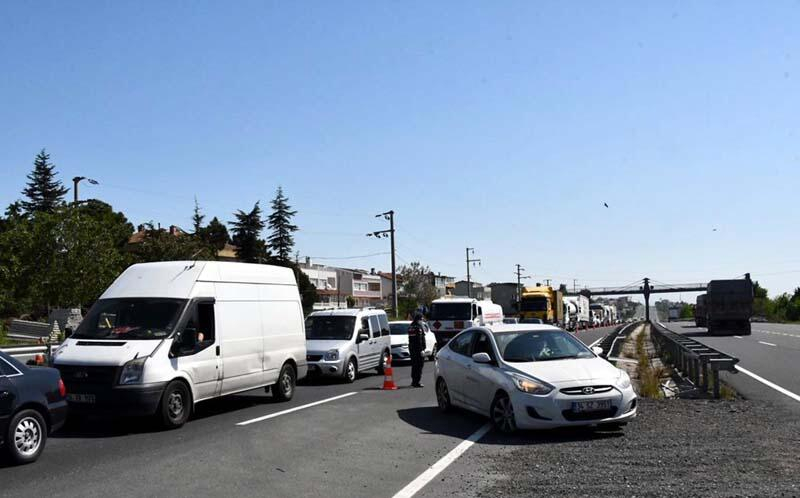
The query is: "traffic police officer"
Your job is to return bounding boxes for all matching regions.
[408,312,426,388]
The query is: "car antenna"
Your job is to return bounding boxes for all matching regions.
[185,249,204,270]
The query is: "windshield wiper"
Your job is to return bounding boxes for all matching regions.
[537,355,579,362]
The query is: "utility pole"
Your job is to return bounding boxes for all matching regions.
[72,176,99,203]
[573,279,577,293]
[466,248,481,298]
[545,278,552,287]
[515,264,530,312]
[367,211,397,317]
[643,277,651,322]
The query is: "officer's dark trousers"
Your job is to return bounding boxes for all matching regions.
[410,349,424,385]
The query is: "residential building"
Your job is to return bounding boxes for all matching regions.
[488,282,520,315]
[454,280,492,301]
[338,268,384,308]
[299,258,345,310]
[126,224,239,261]
[429,273,456,298]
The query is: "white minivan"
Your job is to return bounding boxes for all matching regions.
[52,261,307,428]
[305,308,392,383]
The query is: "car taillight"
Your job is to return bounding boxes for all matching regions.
[58,378,66,397]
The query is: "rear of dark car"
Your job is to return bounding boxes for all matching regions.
[0,351,68,464]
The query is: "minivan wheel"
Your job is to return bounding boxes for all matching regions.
[272,363,296,401]
[344,358,357,384]
[436,378,453,413]
[5,409,47,465]
[159,381,191,429]
[490,393,517,434]
[376,350,390,374]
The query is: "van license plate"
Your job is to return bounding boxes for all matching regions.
[572,399,611,413]
[67,393,96,404]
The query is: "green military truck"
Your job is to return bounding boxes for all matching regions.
[705,275,753,336]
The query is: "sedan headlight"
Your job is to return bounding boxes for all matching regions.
[119,357,147,385]
[509,373,553,395]
[616,369,632,389]
[324,349,340,361]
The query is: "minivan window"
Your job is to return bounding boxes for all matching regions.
[305,316,356,340]
[369,316,381,338]
[378,314,390,336]
[72,298,187,340]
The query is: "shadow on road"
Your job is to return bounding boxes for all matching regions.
[397,406,626,446]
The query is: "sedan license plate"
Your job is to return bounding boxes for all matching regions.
[67,393,96,404]
[572,399,611,413]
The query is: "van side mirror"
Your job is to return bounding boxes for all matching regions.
[358,333,370,343]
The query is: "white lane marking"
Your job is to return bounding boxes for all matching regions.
[589,336,604,347]
[734,336,743,339]
[392,423,492,498]
[758,341,777,347]
[735,366,800,403]
[236,392,358,426]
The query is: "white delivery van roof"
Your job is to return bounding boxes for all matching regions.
[432,296,477,304]
[100,261,297,300]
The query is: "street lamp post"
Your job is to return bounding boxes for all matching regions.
[72,176,99,203]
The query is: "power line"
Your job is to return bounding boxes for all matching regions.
[309,252,390,261]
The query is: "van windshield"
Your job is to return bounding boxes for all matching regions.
[429,303,471,320]
[72,298,187,340]
[305,316,356,340]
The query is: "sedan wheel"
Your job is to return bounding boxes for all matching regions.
[6,409,47,464]
[490,393,517,434]
[436,378,453,413]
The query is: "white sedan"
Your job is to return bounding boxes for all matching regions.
[434,324,637,433]
[389,321,437,361]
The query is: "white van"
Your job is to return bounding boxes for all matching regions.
[305,308,392,383]
[428,297,504,345]
[52,261,307,428]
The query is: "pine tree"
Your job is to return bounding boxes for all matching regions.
[191,197,206,234]
[204,217,230,250]
[267,186,298,263]
[230,202,269,263]
[21,149,68,214]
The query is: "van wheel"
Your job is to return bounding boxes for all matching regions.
[376,350,390,374]
[5,409,47,465]
[344,358,357,384]
[159,381,191,429]
[272,363,296,401]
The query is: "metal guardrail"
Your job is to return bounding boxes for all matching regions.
[1,343,59,361]
[650,321,739,398]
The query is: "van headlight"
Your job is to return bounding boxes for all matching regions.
[509,373,553,395]
[119,357,147,385]
[324,349,340,361]
[616,369,632,389]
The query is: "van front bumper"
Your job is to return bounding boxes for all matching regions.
[307,358,345,377]
[65,382,168,417]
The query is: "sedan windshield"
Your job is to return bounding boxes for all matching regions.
[305,316,356,340]
[72,298,186,340]
[494,330,594,362]
[390,323,410,335]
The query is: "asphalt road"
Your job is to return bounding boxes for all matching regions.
[0,326,620,498]
[658,318,800,411]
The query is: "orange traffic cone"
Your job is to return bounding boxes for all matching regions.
[382,354,397,390]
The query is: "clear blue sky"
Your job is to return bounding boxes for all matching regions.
[2,1,799,299]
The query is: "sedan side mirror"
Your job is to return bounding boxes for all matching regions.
[591,346,604,357]
[472,352,493,364]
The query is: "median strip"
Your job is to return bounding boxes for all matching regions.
[236,392,358,426]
